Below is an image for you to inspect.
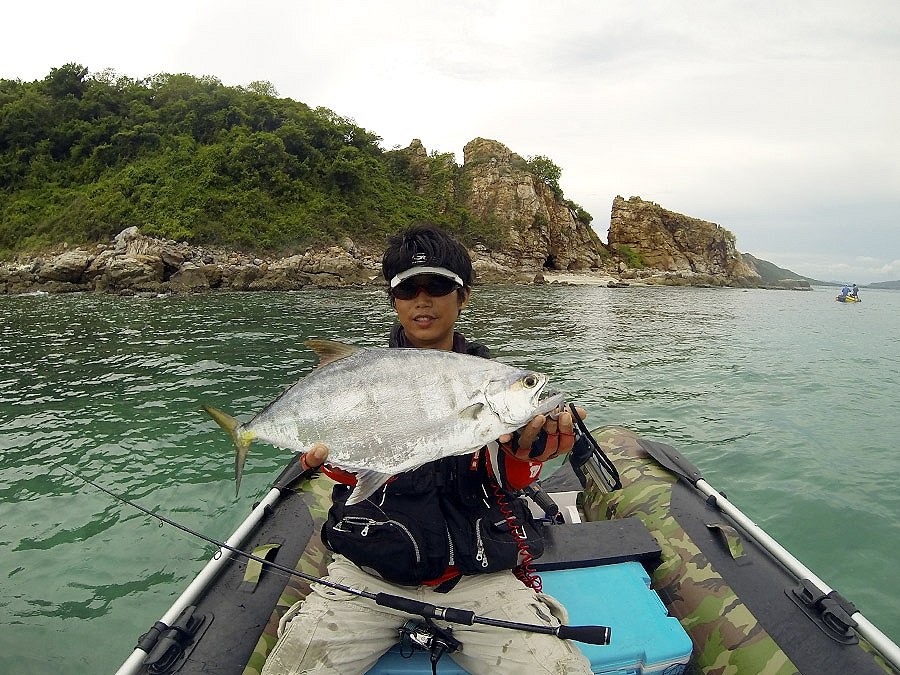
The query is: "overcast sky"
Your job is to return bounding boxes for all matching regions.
[4,1,899,283]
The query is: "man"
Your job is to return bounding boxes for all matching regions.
[262,223,591,674]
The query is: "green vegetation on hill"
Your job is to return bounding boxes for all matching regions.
[2,64,567,255]
[614,245,645,269]
[741,253,900,288]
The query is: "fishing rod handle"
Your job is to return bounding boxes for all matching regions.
[374,593,476,625]
[556,624,612,645]
[523,483,559,517]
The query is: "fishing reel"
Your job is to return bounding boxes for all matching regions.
[399,618,462,668]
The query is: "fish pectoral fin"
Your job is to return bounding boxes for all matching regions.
[305,339,360,368]
[458,402,485,421]
[345,469,393,506]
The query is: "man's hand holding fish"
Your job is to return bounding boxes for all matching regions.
[501,405,588,463]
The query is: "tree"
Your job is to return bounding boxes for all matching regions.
[526,154,562,197]
[43,63,89,99]
[0,65,513,254]
[246,80,278,97]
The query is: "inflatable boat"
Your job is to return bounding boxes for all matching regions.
[836,295,861,302]
[113,427,900,675]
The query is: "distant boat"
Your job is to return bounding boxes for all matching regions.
[836,295,861,303]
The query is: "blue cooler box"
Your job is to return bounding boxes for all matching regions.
[369,561,692,675]
[541,562,692,675]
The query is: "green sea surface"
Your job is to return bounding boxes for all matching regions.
[1,285,898,674]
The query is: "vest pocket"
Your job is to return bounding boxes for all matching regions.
[333,516,422,564]
[448,496,545,575]
[322,492,449,584]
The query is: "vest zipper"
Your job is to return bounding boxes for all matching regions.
[475,517,488,568]
[337,516,422,564]
[446,526,455,566]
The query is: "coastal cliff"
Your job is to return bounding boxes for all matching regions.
[608,195,762,287]
[0,70,810,294]
[0,139,807,295]
[459,138,607,277]
[387,137,609,283]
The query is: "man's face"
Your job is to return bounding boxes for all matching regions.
[391,274,470,350]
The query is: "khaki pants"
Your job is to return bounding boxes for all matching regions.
[262,555,592,675]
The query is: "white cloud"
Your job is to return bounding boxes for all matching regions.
[3,0,899,282]
[876,259,900,277]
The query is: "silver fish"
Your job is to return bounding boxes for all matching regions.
[204,339,564,504]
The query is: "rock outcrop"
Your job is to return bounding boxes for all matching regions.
[0,234,384,296]
[608,195,760,286]
[396,139,458,203]
[459,138,608,279]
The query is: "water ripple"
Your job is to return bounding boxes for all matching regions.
[2,287,900,674]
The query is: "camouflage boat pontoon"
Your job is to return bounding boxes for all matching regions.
[115,427,900,675]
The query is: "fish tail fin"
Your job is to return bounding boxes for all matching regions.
[203,405,255,496]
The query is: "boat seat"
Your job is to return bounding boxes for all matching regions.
[534,516,662,570]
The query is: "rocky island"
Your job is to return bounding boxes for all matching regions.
[0,139,809,296]
[1,67,814,295]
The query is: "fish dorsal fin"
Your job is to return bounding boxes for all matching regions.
[305,339,361,368]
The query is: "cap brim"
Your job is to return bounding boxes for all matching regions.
[389,266,464,289]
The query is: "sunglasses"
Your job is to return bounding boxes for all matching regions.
[391,275,461,300]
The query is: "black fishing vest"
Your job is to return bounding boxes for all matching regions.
[321,450,544,585]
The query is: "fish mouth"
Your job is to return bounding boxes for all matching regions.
[533,383,565,417]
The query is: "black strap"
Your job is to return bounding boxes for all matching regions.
[569,403,622,491]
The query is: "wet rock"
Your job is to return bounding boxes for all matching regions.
[95,254,164,293]
[37,248,95,282]
[167,265,212,292]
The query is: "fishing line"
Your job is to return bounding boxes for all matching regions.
[59,465,302,581]
[61,466,612,645]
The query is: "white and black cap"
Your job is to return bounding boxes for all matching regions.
[388,253,464,289]
[382,226,474,289]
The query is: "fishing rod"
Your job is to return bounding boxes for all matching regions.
[63,467,612,649]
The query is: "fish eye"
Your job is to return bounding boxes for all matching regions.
[522,374,538,388]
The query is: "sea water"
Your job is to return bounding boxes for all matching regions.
[1,285,898,674]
